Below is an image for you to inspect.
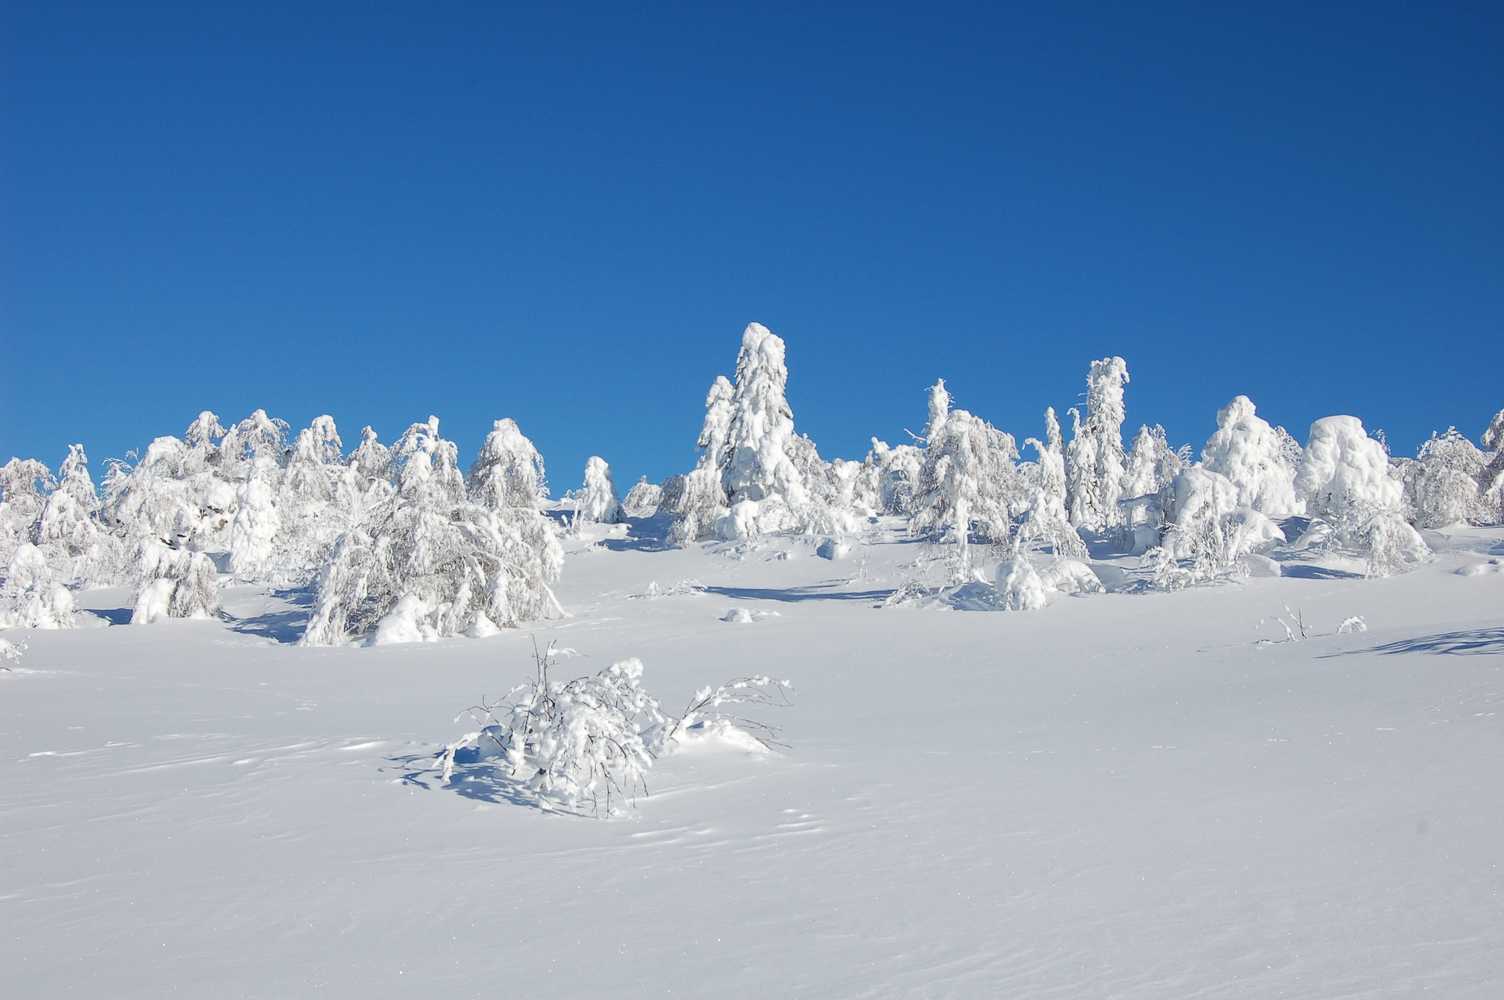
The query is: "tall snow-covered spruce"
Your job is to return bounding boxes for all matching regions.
[572,456,623,528]
[1064,357,1130,532]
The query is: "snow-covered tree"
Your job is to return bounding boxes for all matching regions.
[1199,396,1301,517]
[30,444,112,584]
[0,457,55,568]
[130,538,220,624]
[718,323,809,536]
[1019,408,1087,559]
[1478,408,1504,523]
[468,418,548,511]
[303,417,563,646]
[1123,424,1179,500]
[1405,428,1485,528]
[1295,416,1428,575]
[863,438,922,516]
[1148,466,1284,589]
[572,456,623,527]
[669,376,734,544]
[273,416,360,583]
[1064,357,1130,531]
[912,407,1020,580]
[0,543,76,629]
[924,378,951,441]
[350,426,393,487]
[620,477,663,518]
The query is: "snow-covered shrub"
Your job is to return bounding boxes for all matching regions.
[1064,357,1130,531]
[441,650,789,814]
[0,636,23,667]
[571,456,622,528]
[995,552,1048,611]
[621,477,662,517]
[1200,396,1301,516]
[302,417,563,646]
[1405,428,1485,528]
[0,543,76,629]
[912,406,1021,579]
[1295,416,1428,574]
[1038,558,1105,596]
[129,538,219,624]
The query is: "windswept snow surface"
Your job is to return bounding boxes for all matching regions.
[4,518,1504,997]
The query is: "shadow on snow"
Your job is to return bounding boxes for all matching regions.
[702,581,894,604]
[1326,626,1504,658]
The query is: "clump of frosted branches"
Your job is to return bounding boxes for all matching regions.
[440,644,790,816]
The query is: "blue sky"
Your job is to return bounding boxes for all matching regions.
[3,2,1500,487]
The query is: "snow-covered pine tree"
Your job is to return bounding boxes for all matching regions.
[1123,424,1179,500]
[0,457,55,569]
[620,477,663,517]
[912,407,1020,581]
[468,418,548,511]
[222,410,290,582]
[1478,408,1504,523]
[1405,428,1485,528]
[30,444,112,585]
[670,375,734,544]
[572,456,623,528]
[303,417,563,645]
[1064,357,1130,532]
[1295,416,1428,575]
[0,542,76,629]
[274,415,360,583]
[718,323,809,537]
[1018,408,1087,559]
[1199,396,1301,517]
[129,538,220,624]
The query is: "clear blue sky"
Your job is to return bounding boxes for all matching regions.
[3,2,1500,487]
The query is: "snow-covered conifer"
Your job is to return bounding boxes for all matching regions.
[1019,408,1087,559]
[468,418,548,510]
[912,407,1020,580]
[1200,396,1301,516]
[1478,408,1504,522]
[1405,428,1485,528]
[0,543,76,629]
[621,477,663,518]
[1149,466,1284,589]
[719,323,808,529]
[0,458,55,568]
[130,539,219,624]
[1064,357,1130,531]
[924,378,951,441]
[670,376,735,544]
[303,417,562,645]
[31,444,111,584]
[1295,416,1428,574]
[572,456,623,527]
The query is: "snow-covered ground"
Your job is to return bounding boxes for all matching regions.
[4,519,1503,997]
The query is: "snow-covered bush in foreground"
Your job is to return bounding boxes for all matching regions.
[571,456,622,528]
[440,646,790,815]
[0,544,76,629]
[130,539,220,624]
[1295,416,1428,575]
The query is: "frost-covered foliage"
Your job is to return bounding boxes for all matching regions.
[912,406,1021,580]
[1200,396,1301,517]
[1147,466,1285,589]
[1405,428,1485,528]
[1472,409,1503,524]
[302,417,563,646]
[1295,416,1429,575]
[271,416,362,583]
[1064,357,1130,531]
[0,543,76,629]
[1019,408,1087,559]
[468,418,548,511]
[621,477,662,517]
[572,456,622,527]
[129,539,219,624]
[924,378,951,441]
[441,649,789,815]
[0,635,23,666]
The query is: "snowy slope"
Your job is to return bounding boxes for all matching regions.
[3,520,1503,997]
